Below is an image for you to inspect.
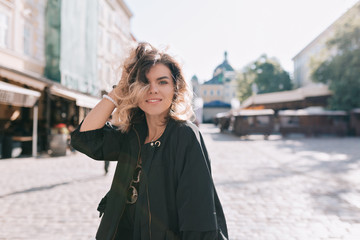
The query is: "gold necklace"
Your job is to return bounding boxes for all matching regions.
[149,128,165,147]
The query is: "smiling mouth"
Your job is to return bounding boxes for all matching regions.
[146,99,162,103]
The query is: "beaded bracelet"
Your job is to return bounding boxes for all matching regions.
[102,94,118,108]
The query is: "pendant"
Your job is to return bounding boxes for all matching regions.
[150,141,161,147]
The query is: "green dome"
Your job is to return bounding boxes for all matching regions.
[213,51,234,77]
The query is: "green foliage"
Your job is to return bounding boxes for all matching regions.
[236,71,253,103]
[312,12,360,111]
[236,54,293,102]
[250,55,293,94]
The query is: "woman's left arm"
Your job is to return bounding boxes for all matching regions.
[175,126,226,239]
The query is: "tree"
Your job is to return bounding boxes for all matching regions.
[236,70,254,103]
[237,54,292,102]
[311,10,360,111]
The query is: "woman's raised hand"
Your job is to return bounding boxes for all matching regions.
[79,89,119,132]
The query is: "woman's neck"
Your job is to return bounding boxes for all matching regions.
[145,114,168,144]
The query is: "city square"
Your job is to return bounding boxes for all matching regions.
[1,1,360,239]
[1,124,359,240]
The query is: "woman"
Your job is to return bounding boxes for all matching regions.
[71,42,228,240]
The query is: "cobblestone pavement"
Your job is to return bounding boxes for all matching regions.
[0,124,359,240]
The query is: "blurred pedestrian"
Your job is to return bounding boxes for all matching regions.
[103,116,112,175]
[71,42,228,239]
[67,119,76,153]
[104,160,109,175]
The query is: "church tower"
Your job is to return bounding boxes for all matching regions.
[199,51,237,122]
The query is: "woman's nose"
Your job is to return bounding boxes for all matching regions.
[149,83,158,94]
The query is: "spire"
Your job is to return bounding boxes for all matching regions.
[191,75,199,83]
[224,51,228,61]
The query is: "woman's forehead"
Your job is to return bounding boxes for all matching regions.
[146,63,172,78]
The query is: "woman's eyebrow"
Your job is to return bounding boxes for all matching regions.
[156,76,170,80]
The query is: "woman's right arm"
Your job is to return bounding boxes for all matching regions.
[80,90,118,132]
[70,89,126,160]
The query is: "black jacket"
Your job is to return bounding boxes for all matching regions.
[71,118,228,240]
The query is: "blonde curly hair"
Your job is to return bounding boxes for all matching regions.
[112,42,194,132]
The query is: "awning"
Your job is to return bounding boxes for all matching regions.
[0,81,41,107]
[50,85,100,109]
[241,85,332,108]
[234,109,275,116]
[279,107,347,116]
[0,66,48,90]
[351,108,360,114]
[203,100,231,108]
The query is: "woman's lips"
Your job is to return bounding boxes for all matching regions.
[146,99,162,103]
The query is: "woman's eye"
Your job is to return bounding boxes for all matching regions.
[159,80,168,85]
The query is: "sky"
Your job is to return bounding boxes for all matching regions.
[124,0,359,83]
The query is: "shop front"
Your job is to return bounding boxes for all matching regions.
[0,65,100,157]
[0,81,41,158]
[47,85,100,156]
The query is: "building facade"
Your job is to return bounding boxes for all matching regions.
[239,2,360,112]
[200,52,237,104]
[44,0,134,96]
[0,0,134,158]
[293,1,360,88]
[97,0,134,94]
[0,0,46,74]
[199,52,237,122]
[0,0,48,158]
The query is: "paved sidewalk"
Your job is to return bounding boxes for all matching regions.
[0,124,359,239]
[0,152,112,240]
[204,125,360,240]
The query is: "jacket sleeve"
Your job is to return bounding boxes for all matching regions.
[70,121,128,161]
[175,125,218,234]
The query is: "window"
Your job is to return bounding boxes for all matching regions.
[108,67,112,82]
[217,90,220,96]
[98,61,103,82]
[98,27,103,46]
[107,34,111,52]
[108,10,112,27]
[115,13,121,30]
[98,2,104,22]
[103,32,110,53]
[0,12,10,48]
[24,23,32,56]
[203,90,206,96]
[256,116,270,125]
[112,39,121,56]
[281,116,299,127]
[114,11,130,36]
[210,90,213,96]
[247,116,255,126]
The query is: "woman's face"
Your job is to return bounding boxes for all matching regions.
[138,63,175,118]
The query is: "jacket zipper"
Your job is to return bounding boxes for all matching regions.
[111,127,142,240]
[133,127,142,163]
[134,127,152,239]
[147,186,152,239]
